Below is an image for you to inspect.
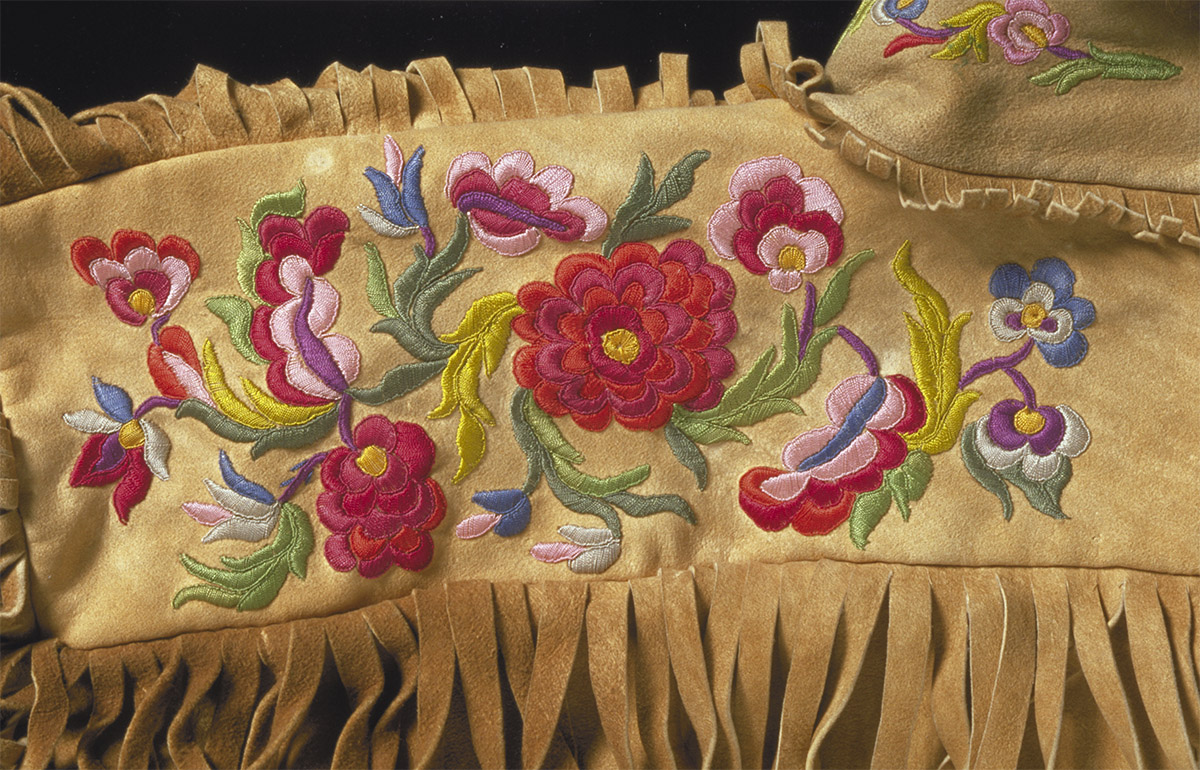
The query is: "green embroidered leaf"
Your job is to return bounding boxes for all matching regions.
[173,502,313,612]
[998,457,1072,520]
[849,486,893,550]
[601,151,709,256]
[206,295,268,365]
[175,399,337,459]
[544,472,622,537]
[346,359,446,406]
[885,450,933,521]
[363,242,399,318]
[602,153,656,258]
[235,217,268,302]
[605,490,696,525]
[960,421,1015,520]
[551,456,651,498]
[370,318,455,362]
[649,150,711,214]
[672,308,838,444]
[251,179,306,228]
[521,393,585,464]
[412,268,483,333]
[1030,43,1181,95]
[663,422,707,489]
[813,249,874,327]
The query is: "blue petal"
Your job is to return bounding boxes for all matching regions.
[473,488,527,515]
[219,450,275,504]
[400,145,430,229]
[364,167,415,227]
[1061,296,1095,330]
[1031,258,1076,306]
[1037,331,1088,368]
[988,264,1030,300]
[91,377,134,422]
[884,0,928,19]
[494,501,531,537]
[797,377,888,472]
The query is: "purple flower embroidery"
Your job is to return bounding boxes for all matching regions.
[975,400,1089,481]
[987,257,1094,368]
[986,0,1071,64]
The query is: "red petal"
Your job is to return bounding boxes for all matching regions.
[110,230,156,261]
[70,237,111,284]
[739,467,802,532]
[884,33,945,58]
[792,487,855,536]
[156,235,201,278]
[111,450,153,525]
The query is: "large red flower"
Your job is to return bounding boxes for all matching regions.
[254,207,350,305]
[512,240,737,432]
[739,374,926,535]
[317,416,445,577]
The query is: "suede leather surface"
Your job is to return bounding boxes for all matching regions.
[1,98,1196,650]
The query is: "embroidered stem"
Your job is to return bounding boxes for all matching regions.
[279,451,328,503]
[150,313,172,345]
[959,339,1034,389]
[837,326,880,377]
[1005,366,1038,406]
[295,279,349,393]
[337,394,356,449]
[797,282,817,358]
[420,226,436,257]
[454,191,568,232]
[897,18,961,38]
[1048,45,1089,60]
[133,396,182,418]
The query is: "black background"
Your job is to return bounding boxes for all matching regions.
[1,2,858,116]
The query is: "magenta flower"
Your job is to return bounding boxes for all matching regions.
[445,150,607,256]
[707,156,845,293]
[70,230,200,326]
[250,256,361,404]
[986,0,1071,64]
[255,206,350,305]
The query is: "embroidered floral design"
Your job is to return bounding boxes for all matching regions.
[445,150,607,256]
[183,450,282,543]
[147,326,212,406]
[70,230,199,326]
[871,0,928,25]
[974,400,1089,480]
[531,525,621,574]
[876,0,1182,93]
[986,0,1070,63]
[987,258,1094,368]
[456,489,532,539]
[740,374,926,535]
[512,240,736,431]
[253,206,350,306]
[63,378,171,523]
[318,416,446,577]
[707,156,844,293]
[359,137,434,252]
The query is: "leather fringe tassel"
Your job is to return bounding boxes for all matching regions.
[2,561,1197,769]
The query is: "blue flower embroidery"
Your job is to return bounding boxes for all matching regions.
[358,137,434,252]
[987,257,1095,368]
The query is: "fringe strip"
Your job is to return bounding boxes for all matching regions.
[2,562,1197,769]
[782,58,1200,251]
[0,23,796,207]
[0,408,32,644]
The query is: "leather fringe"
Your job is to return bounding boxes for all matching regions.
[782,58,1200,252]
[0,408,33,644]
[0,22,795,207]
[2,562,1197,769]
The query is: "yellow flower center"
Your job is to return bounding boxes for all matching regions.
[118,420,146,449]
[777,245,807,272]
[601,329,640,364]
[128,288,157,317]
[1020,303,1048,329]
[1022,24,1049,48]
[356,445,388,477]
[1013,407,1046,436]
[896,0,914,7]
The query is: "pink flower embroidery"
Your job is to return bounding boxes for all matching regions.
[445,150,607,256]
[707,156,845,293]
[255,206,350,305]
[250,256,360,404]
[986,0,1070,65]
[70,230,200,325]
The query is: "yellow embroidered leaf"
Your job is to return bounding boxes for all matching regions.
[915,390,981,455]
[241,378,335,426]
[439,292,520,345]
[452,411,486,484]
[938,1,1004,28]
[428,342,471,419]
[903,313,939,409]
[937,312,973,413]
[892,241,949,334]
[200,340,274,430]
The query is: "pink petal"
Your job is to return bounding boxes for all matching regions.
[183,502,230,526]
[809,431,879,481]
[456,514,500,539]
[706,200,743,260]
[759,471,812,501]
[159,257,193,314]
[384,135,404,184]
[781,424,839,469]
[798,177,844,223]
[729,156,806,198]
[531,542,586,563]
[285,354,341,399]
[323,334,362,388]
[469,215,541,256]
[865,378,907,431]
[305,278,341,336]
[492,150,535,186]
[768,269,805,293]
[556,196,608,241]
[444,152,492,197]
[824,375,876,423]
[1046,13,1070,46]
[162,352,215,407]
[123,246,162,274]
[279,255,316,297]
[531,165,574,203]
[1005,0,1051,15]
[268,297,302,353]
[89,258,128,287]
